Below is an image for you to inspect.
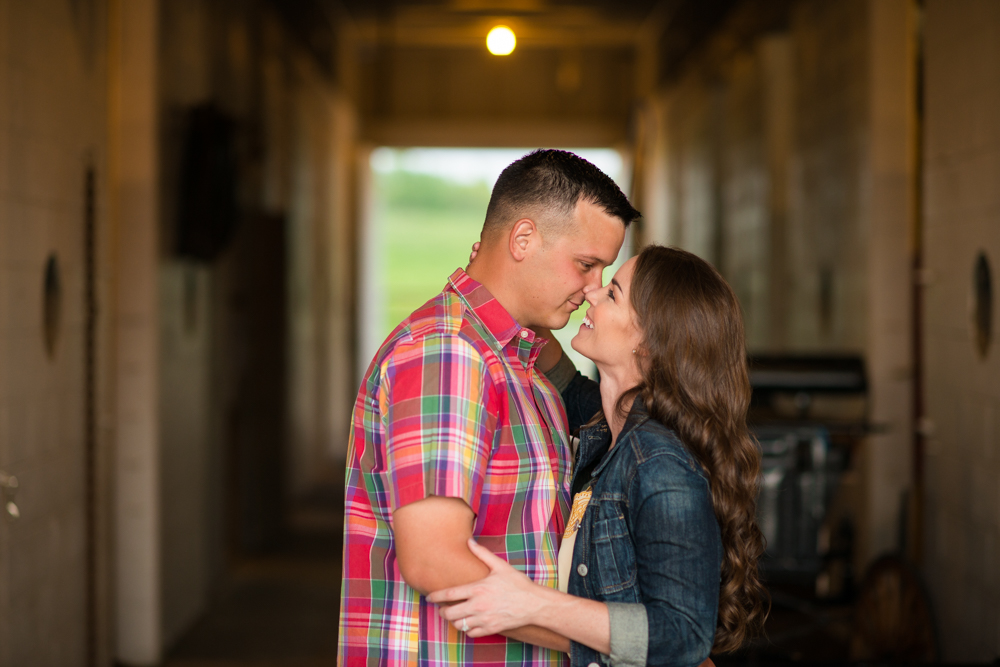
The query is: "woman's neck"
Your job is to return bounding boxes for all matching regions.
[596,362,642,446]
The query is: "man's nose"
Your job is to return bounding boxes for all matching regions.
[583,274,603,292]
[583,271,602,292]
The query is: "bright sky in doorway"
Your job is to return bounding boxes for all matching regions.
[370,147,624,188]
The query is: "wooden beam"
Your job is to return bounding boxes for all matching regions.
[362,117,627,147]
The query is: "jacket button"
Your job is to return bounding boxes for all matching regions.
[588,663,600,667]
[577,563,588,577]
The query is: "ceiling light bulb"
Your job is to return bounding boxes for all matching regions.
[487,26,516,56]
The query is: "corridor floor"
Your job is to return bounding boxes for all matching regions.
[161,489,855,667]
[164,492,343,667]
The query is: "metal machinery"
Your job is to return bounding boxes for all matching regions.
[748,355,868,594]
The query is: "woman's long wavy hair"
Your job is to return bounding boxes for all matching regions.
[622,245,768,651]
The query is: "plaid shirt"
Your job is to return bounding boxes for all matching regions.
[339,268,572,667]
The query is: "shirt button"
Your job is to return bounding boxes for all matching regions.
[577,563,589,577]
[519,330,529,338]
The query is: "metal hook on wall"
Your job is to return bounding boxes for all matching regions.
[0,471,20,520]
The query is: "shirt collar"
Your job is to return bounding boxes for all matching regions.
[447,268,546,363]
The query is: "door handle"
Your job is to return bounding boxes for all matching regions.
[0,471,19,520]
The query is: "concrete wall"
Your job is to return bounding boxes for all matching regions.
[786,0,871,354]
[154,0,359,649]
[156,0,213,648]
[0,0,143,664]
[285,51,356,496]
[647,0,915,576]
[923,0,1000,659]
[0,0,358,663]
[0,0,113,665]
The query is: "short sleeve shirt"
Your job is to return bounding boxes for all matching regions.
[338,268,572,667]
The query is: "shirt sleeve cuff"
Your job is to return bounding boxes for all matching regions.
[607,602,648,667]
[542,351,577,393]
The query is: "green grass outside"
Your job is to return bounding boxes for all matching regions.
[383,207,486,333]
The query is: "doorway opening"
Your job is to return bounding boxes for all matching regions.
[361,147,630,379]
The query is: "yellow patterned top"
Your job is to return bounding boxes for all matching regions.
[563,488,593,538]
[558,487,593,592]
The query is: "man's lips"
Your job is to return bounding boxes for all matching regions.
[568,300,583,309]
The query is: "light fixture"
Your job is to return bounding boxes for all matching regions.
[486,26,516,56]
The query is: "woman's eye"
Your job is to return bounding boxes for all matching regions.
[607,288,615,302]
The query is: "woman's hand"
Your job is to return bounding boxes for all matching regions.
[531,326,564,373]
[428,539,545,637]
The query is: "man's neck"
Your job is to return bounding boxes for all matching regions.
[465,251,529,327]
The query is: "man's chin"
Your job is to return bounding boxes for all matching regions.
[546,313,573,331]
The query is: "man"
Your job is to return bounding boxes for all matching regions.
[339,149,640,666]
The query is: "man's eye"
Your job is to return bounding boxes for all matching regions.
[580,262,593,271]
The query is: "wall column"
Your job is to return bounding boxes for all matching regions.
[109,0,162,662]
[860,0,917,567]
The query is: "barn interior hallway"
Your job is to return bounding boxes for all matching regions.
[2,0,1000,665]
[162,489,344,667]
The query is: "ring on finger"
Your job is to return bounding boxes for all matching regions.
[461,618,469,633]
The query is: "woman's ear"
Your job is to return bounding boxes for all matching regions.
[508,218,537,262]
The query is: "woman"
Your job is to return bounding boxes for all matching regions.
[428,245,768,666]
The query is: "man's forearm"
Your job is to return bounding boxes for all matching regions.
[412,553,570,652]
[401,545,491,596]
[395,497,491,595]
[395,497,571,653]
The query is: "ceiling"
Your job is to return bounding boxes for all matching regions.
[273,0,747,89]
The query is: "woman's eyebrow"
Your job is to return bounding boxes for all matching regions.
[611,278,623,294]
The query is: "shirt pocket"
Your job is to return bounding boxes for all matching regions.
[588,499,638,597]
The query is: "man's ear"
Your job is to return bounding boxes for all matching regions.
[508,218,537,262]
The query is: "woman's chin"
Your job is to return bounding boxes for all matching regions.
[569,335,589,359]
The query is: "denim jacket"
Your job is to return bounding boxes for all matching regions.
[550,358,722,667]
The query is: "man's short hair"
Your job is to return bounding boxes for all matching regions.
[482,149,641,238]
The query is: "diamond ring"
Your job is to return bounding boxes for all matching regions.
[461,618,469,633]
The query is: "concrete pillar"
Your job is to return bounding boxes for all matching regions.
[634,97,671,247]
[109,0,162,662]
[326,94,358,464]
[859,0,916,567]
[356,144,381,381]
[759,35,793,351]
